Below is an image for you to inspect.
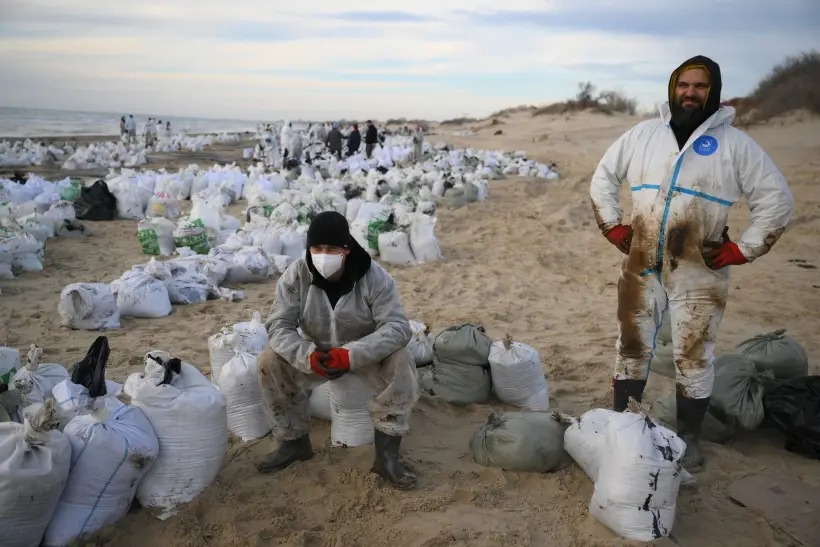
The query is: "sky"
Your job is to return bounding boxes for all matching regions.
[0,0,818,121]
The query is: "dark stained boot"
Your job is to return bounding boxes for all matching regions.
[676,394,710,473]
[257,434,314,474]
[371,430,417,490]
[613,379,648,412]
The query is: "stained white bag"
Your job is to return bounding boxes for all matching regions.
[11,346,69,408]
[0,401,71,547]
[124,352,228,518]
[219,352,270,441]
[42,402,159,546]
[58,283,121,331]
[563,408,619,481]
[52,379,123,429]
[378,231,416,266]
[225,246,272,284]
[208,311,268,385]
[488,336,549,411]
[1,347,21,386]
[406,320,433,366]
[590,410,686,542]
[115,273,172,318]
[329,373,376,447]
[146,192,180,219]
[309,383,332,421]
[409,213,442,263]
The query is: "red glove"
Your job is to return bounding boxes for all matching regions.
[703,241,748,269]
[604,224,633,254]
[309,349,350,379]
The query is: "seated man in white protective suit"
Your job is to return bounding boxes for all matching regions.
[257,211,419,489]
[590,55,794,472]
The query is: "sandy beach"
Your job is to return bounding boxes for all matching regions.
[1,109,819,546]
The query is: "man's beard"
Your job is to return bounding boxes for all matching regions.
[671,97,705,131]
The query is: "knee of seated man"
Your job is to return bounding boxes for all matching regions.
[381,348,415,370]
[258,347,289,375]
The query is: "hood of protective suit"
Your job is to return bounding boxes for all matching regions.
[304,211,371,297]
[668,55,722,148]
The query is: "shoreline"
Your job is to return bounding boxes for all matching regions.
[0,131,257,143]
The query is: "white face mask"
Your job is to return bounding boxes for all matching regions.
[311,252,344,279]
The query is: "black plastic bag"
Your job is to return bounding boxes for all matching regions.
[763,376,820,459]
[70,336,109,398]
[75,180,118,221]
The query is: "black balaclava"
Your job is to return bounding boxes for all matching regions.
[668,55,722,150]
[305,211,371,308]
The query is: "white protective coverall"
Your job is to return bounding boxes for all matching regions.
[259,257,419,440]
[590,103,793,399]
[280,121,292,157]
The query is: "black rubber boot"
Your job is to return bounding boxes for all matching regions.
[371,430,417,490]
[676,394,710,473]
[612,379,647,412]
[257,434,314,474]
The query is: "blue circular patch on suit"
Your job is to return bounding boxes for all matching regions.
[694,135,718,156]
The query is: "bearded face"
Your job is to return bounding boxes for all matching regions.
[671,67,711,130]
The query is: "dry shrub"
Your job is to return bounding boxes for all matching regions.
[532,82,638,117]
[745,51,820,123]
[440,117,479,126]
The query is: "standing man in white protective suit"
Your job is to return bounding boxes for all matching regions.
[412,124,424,162]
[280,121,293,159]
[256,211,419,490]
[590,55,793,472]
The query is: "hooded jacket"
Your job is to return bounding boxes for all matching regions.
[668,55,723,150]
[590,59,793,274]
[365,124,379,145]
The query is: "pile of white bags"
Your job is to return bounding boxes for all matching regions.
[44,391,159,545]
[0,230,44,276]
[329,373,376,447]
[0,401,71,547]
[58,283,121,331]
[124,351,228,518]
[11,345,69,409]
[488,335,549,411]
[588,409,687,542]
[470,412,568,472]
[219,351,270,441]
[207,311,269,384]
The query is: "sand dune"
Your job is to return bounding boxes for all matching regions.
[1,110,818,546]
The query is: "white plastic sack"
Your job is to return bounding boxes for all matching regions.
[58,283,121,331]
[280,230,306,259]
[406,320,433,366]
[488,336,549,411]
[409,213,442,263]
[52,379,123,428]
[208,311,269,385]
[138,217,176,256]
[378,231,416,266]
[43,401,160,546]
[309,383,332,421]
[219,352,270,441]
[11,346,69,408]
[0,401,71,547]
[125,352,228,518]
[115,273,172,318]
[563,408,619,481]
[1,347,21,386]
[44,201,76,227]
[146,192,180,219]
[329,373,376,447]
[225,247,272,284]
[590,411,686,542]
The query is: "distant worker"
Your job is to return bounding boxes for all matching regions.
[124,115,137,145]
[257,211,419,489]
[165,121,171,137]
[119,116,126,138]
[589,55,794,472]
[365,120,378,159]
[347,124,361,157]
[289,127,303,163]
[411,124,424,162]
[326,123,343,159]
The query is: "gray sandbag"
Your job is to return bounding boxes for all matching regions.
[650,394,736,444]
[710,354,774,431]
[735,329,808,380]
[650,341,675,378]
[421,324,493,405]
[470,411,569,472]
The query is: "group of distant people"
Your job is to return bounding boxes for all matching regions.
[118,115,171,146]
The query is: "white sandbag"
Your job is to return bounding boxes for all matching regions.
[44,201,76,227]
[590,410,686,542]
[173,217,210,255]
[563,408,619,481]
[735,329,808,380]
[113,182,149,219]
[279,230,306,259]
[58,283,121,331]
[0,262,13,280]
[488,336,549,411]
[0,401,71,547]
[52,379,123,428]
[42,401,159,546]
[219,352,270,441]
[406,320,433,366]
[190,198,223,233]
[470,411,568,472]
[115,272,172,318]
[378,231,416,266]
[309,383,332,421]
[250,226,283,257]
[208,311,269,385]
[146,192,180,219]
[345,198,363,225]
[329,373,376,447]
[125,352,228,518]
[11,345,69,408]
[224,246,272,284]
[137,217,176,256]
[19,213,55,241]
[351,202,390,257]
[409,213,442,263]
[1,347,21,386]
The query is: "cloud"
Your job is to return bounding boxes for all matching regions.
[0,0,816,120]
